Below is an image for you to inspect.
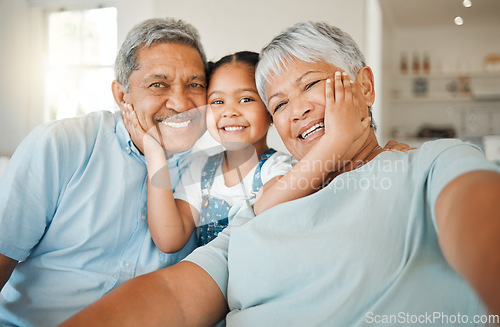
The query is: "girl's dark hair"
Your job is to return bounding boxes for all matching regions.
[207,51,259,79]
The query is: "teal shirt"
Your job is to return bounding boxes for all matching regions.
[186,139,499,326]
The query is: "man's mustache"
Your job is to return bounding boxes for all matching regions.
[154,106,204,122]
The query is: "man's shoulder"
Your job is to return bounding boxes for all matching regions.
[51,110,117,132]
[33,110,118,143]
[14,111,121,165]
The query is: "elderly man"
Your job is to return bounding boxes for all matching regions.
[62,21,500,327]
[0,18,208,326]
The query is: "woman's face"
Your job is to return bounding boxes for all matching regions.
[266,59,369,160]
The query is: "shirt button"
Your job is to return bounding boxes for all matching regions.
[125,146,130,152]
[141,214,146,220]
[124,262,131,268]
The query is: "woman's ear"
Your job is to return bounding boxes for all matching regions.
[356,66,375,107]
[111,80,128,110]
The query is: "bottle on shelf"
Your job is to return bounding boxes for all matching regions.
[423,51,430,74]
[412,51,420,74]
[400,52,408,75]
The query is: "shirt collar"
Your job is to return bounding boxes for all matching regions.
[114,111,141,156]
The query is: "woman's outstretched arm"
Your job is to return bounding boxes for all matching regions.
[60,261,228,327]
[435,170,500,315]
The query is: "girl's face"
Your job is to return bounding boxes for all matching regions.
[207,62,271,153]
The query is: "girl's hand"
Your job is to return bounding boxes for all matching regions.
[121,103,163,155]
[323,71,371,148]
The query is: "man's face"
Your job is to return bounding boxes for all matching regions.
[123,42,207,153]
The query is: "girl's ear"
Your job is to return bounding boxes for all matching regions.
[356,66,375,107]
[112,80,128,110]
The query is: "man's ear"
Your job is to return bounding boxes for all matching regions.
[111,80,128,110]
[356,66,375,107]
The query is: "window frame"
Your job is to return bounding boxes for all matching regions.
[39,0,117,121]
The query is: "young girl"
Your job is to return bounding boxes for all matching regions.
[123,51,296,252]
[123,51,382,253]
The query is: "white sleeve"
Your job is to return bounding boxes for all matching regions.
[260,151,297,184]
[173,154,206,214]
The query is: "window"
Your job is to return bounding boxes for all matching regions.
[45,7,117,121]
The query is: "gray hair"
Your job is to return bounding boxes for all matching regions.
[115,17,207,92]
[256,21,366,107]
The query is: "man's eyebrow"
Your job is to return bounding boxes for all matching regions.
[143,74,206,82]
[190,75,206,82]
[144,74,169,82]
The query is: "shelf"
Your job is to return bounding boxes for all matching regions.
[391,96,477,104]
[390,71,500,80]
[389,71,500,103]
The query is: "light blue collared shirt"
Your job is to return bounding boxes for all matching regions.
[0,110,196,327]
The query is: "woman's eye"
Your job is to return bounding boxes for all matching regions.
[239,97,253,104]
[305,80,321,90]
[273,102,286,113]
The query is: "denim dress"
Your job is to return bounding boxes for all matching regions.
[197,148,277,246]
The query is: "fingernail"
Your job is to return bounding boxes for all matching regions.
[342,72,348,76]
[350,80,354,84]
[326,79,332,84]
[335,71,341,77]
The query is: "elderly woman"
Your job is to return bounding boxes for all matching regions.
[62,22,500,327]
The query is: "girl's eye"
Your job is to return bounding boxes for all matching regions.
[239,97,253,104]
[211,100,223,105]
[305,80,321,90]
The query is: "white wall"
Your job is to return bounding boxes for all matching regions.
[153,0,369,154]
[0,0,37,157]
[364,0,384,141]
[153,0,367,62]
[0,0,371,156]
